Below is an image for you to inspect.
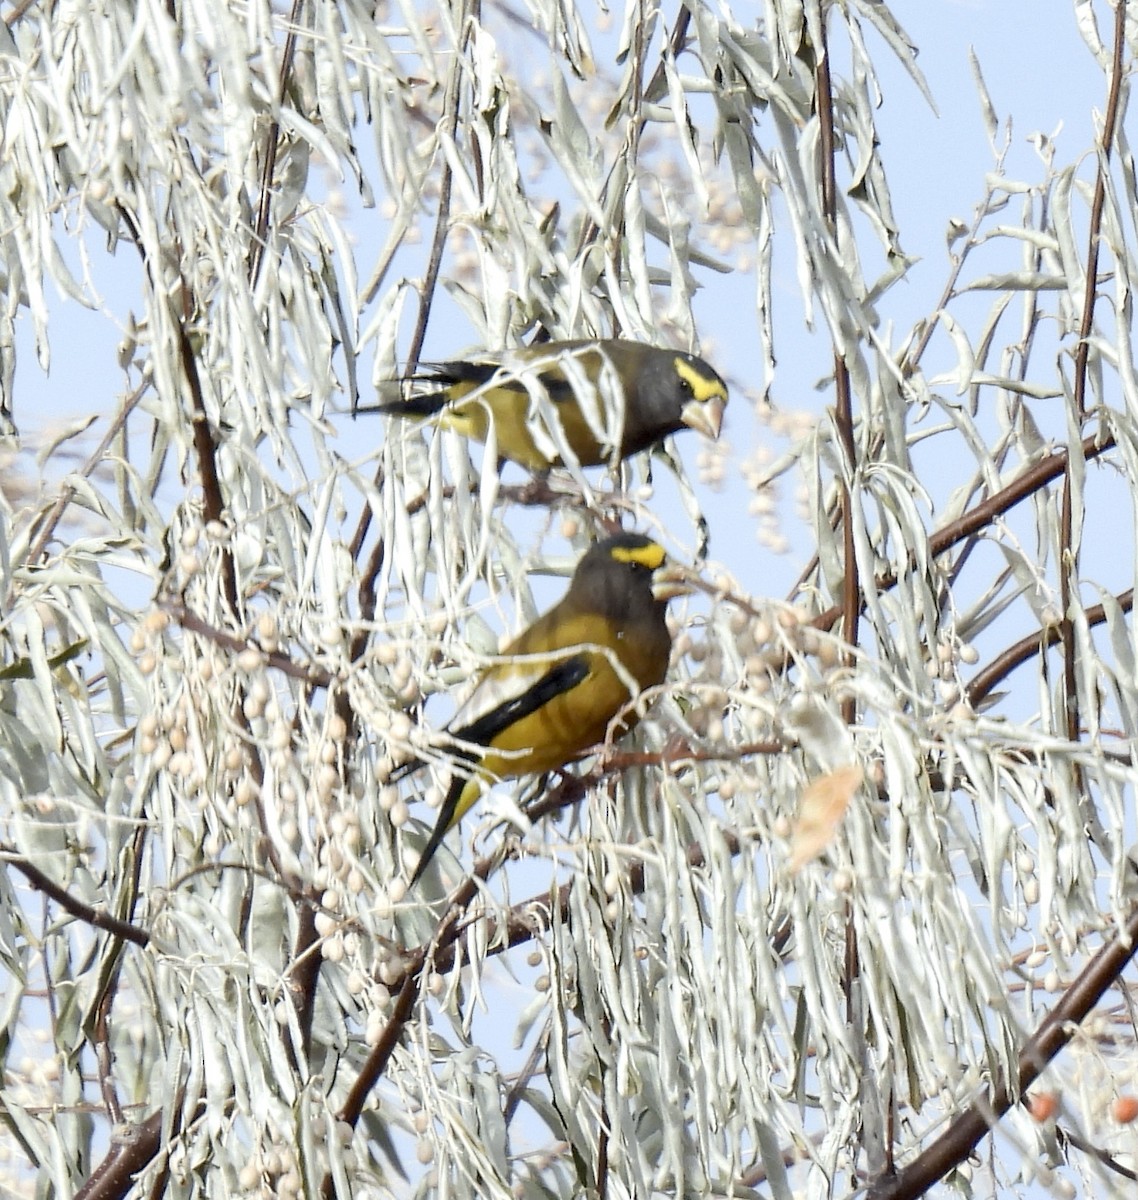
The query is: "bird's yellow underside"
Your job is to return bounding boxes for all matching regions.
[447,610,661,825]
[439,382,616,472]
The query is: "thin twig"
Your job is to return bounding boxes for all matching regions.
[248,0,306,287]
[811,427,1117,635]
[1057,1125,1138,1184]
[966,587,1133,708]
[177,316,238,613]
[815,14,870,1173]
[15,379,149,584]
[166,602,334,686]
[346,0,462,560]
[2,845,150,947]
[1058,0,1127,744]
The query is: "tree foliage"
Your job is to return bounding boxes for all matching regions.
[1,1,1138,1197]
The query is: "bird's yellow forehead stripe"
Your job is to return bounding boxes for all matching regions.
[611,542,667,569]
[674,357,728,402]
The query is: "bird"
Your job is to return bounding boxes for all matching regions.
[375,339,728,472]
[408,532,686,887]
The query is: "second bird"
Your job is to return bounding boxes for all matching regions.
[409,533,686,887]
[376,339,728,472]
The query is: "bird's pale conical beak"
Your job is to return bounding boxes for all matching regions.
[652,564,696,603]
[681,393,726,441]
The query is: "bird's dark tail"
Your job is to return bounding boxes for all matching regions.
[373,390,450,418]
[407,769,469,888]
[375,360,502,418]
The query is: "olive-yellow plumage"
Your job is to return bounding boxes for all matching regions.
[409,533,681,886]
[377,339,728,472]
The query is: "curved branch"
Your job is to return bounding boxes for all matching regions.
[966,587,1134,709]
[812,426,1117,635]
[868,899,1138,1200]
[74,1109,165,1200]
[2,845,150,948]
[248,0,306,287]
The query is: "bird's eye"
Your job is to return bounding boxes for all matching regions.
[677,373,694,396]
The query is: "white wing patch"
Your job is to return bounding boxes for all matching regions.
[448,650,587,736]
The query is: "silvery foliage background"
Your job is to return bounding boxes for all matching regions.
[0,0,1136,1196]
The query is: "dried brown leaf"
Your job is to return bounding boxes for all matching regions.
[788,764,863,873]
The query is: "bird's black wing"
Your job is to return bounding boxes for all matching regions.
[427,356,579,400]
[373,353,582,418]
[408,654,589,888]
[452,653,589,746]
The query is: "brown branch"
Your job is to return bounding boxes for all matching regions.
[176,316,238,614]
[93,825,148,1128]
[1059,476,1080,741]
[816,11,872,1170]
[74,1109,165,1200]
[406,147,455,377]
[812,426,1117,635]
[248,0,305,287]
[2,844,149,948]
[166,602,333,686]
[14,379,149,583]
[423,824,744,979]
[1073,0,1127,422]
[320,953,433,1196]
[1059,0,1127,747]
[1058,1124,1138,1183]
[814,17,860,710]
[289,900,323,1062]
[504,1020,551,1124]
[597,1073,611,1200]
[94,985,123,1126]
[928,428,1114,560]
[532,737,785,779]
[867,900,1138,1200]
[336,971,419,1129]
[966,588,1134,709]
